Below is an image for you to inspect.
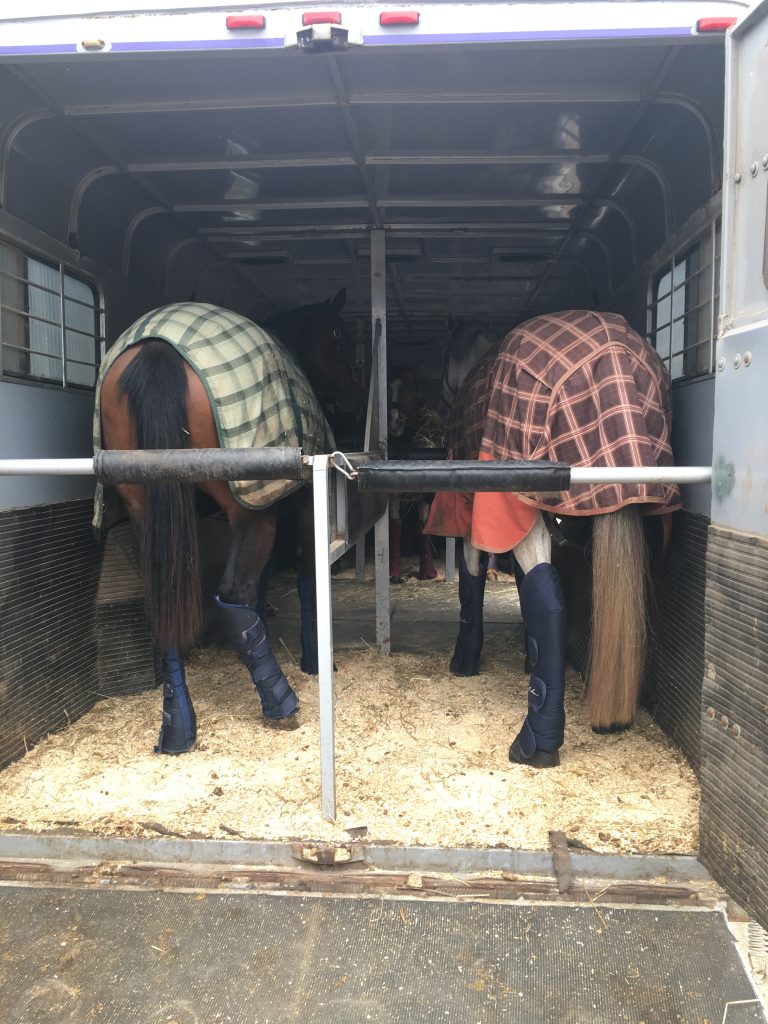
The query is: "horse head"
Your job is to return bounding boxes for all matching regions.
[439,317,494,419]
[388,364,420,439]
[263,289,363,433]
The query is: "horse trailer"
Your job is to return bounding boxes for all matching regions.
[0,1,767,1020]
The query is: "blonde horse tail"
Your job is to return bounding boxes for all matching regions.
[587,505,648,732]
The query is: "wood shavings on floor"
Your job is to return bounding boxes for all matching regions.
[0,600,698,855]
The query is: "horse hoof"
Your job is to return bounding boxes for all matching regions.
[154,738,196,755]
[449,653,480,676]
[266,713,301,731]
[591,721,633,735]
[418,570,438,581]
[508,739,560,768]
[390,574,404,584]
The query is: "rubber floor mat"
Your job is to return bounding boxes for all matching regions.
[0,886,764,1023]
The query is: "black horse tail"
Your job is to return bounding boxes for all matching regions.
[587,505,648,732]
[118,341,201,654]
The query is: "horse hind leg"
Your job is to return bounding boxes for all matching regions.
[417,499,437,580]
[450,539,488,676]
[508,514,566,769]
[214,506,299,728]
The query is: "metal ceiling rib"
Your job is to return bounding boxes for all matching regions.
[0,33,725,355]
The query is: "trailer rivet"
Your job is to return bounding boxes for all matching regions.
[731,723,741,738]
[763,155,768,170]
[717,356,726,372]
[743,351,752,366]
[720,715,730,728]
[733,353,741,369]
[705,707,716,719]
[734,171,742,183]
[751,162,759,177]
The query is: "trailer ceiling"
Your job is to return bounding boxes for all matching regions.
[0,31,727,360]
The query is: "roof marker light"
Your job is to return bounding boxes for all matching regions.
[696,16,737,32]
[380,11,420,26]
[302,11,341,25]
[226,14,266,30]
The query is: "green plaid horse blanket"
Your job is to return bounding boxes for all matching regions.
[93,303,333,528]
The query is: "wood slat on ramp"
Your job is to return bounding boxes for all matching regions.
[0,887,764,1023]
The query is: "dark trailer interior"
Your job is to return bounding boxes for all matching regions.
[0,3,766,1021]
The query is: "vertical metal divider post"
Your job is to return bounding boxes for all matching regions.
[311,454,337,821]
[445,536,456,583]
[371,229,391,653]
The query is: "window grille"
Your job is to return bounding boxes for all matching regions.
[648,218,720,381]
[0,241,103,389]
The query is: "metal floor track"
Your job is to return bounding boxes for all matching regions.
[0,885,765,1023]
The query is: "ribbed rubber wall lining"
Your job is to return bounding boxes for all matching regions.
[701,525,768,930]
[0,500,100,770]
[96,522,158,697]
[645,511,708,773]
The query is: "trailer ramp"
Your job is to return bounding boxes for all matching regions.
[1,885,764,1023]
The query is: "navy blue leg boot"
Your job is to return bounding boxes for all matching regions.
[215,595,299,724]
[450,549,489,677]
[154,649,197,755]
[508,563,566,769]
[297,577,318,675]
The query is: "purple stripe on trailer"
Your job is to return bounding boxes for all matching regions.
[363,26,693,45]
[110,38,285,52]
[0,44,78,55]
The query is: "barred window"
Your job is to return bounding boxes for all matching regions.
[0,241,103,389]
[648,219,720,381]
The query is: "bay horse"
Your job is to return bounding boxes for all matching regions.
[388,364,439,583]
[425,310,680,769]
[96,298,360,755]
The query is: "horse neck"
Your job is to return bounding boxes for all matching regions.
[441,326,492,411]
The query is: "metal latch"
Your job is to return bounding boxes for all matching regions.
[297,24,349,51]
[291,842,364,866]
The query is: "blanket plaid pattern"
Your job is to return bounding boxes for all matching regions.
[444,311,680,516]
[93,303,332,526]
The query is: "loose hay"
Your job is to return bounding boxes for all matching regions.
[0,583,698,855]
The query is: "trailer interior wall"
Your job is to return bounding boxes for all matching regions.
[0,8,745,878]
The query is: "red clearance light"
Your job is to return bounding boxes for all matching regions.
[226,14,266,30]
[380,10,420,26]
[696,16,737,32]
[302,11,341,25]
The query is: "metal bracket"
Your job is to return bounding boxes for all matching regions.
[291,842,364,866]
[297,25,349,51]
[330,450,358,480]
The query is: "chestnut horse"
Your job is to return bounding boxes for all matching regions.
[97,298,360,755]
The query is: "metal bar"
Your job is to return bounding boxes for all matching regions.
[570,466,711,484]
[371,229,391,655]
[355,540,366,582]
[0,457,713,487]
[311,455,337,823]
[357,460,712,492]
[357,460,572,493]
[0,832,712,883]
[445,536,456,583]
[0,449,306,481]
[0,458,95,476]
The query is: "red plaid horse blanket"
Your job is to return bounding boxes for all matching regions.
[428,311,680,537]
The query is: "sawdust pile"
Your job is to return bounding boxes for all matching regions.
[0,591,698,854]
